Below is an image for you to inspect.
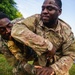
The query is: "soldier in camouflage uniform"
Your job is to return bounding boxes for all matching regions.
[0,12,31,75]
[11,0,75,75]
[0,12,55,75]
[0,12,18,75]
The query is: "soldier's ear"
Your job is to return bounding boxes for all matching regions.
[58,9,62,16]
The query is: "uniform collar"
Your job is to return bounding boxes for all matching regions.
[39,19,61,32]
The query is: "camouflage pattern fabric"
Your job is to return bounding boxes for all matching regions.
[11,17,24,24]
[11,24,54,56]
[0,17,35,75]
[0,38,27,75]
[0,38,18,67]
[7,40,25,61]
[11,14,75,75]
[0,36,36,75]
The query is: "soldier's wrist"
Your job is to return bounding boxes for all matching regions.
[23,63,36,74]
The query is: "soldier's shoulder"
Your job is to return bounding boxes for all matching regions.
[11,17,24,24]
[58,18,71,29]
[58,18,74,40]
[22,14,40,31]
[24,14,40,21]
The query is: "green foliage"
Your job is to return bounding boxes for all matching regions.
[69,64,75,75]
[0,0,22,20]
[0,54,13,75]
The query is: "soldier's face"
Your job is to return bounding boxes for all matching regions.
[41,0,61,25]
[0,18,13,40]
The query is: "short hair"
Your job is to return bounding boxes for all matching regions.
[0,12,9,19]
[55,0,62,9]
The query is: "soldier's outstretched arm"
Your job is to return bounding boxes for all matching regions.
[11,23,56,56]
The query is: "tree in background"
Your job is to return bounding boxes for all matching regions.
[0,0,22,20]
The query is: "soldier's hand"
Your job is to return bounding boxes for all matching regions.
[35,66,55,75]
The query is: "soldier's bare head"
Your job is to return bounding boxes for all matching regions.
[43,0,62,9]
[41,0,62,28]
[0,12,12,40]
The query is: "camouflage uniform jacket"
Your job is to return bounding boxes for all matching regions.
[0,33,37,75]
[0,17,25,66]
[0,36,17,66]
[11,14,75,75]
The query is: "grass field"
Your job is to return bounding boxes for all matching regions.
[0,54,75,75]
[0,54,13,75]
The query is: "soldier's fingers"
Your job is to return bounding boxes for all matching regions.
[36,69,43,75]
[50,71,55,75]
[42,70,49,75]
[35,66,42,68]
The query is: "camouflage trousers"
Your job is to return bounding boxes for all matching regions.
[12,63,34,75]
[12,66,28,75]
